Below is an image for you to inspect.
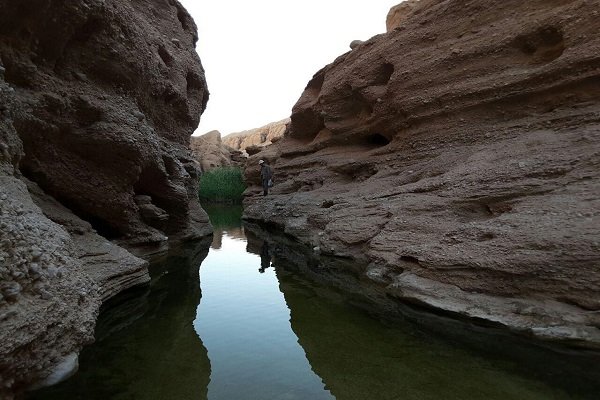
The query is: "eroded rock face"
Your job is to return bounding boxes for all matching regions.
[0,0,210,395]
[0,0,211,246]
[223,118,289,153]
[244,0,600,349]
[0,175,99,397]
[190,130,242,171]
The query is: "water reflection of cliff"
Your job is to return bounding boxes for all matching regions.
[202,203,245,249]
[29,239,212,400]
[211,226,245,249]
[244,223,600,400]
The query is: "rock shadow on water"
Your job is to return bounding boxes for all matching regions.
[244,222,600,400]
[27,238,212,400]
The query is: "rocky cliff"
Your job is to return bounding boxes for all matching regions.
[190,130,243,172]
[223,118,289,153]
[244,0,600,349]
[0,0,210,396]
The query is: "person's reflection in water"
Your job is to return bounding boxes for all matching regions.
[259,241,272,273]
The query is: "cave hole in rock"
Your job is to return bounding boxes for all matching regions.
[488,201,513,215]
[321,200,334,208]
[400,255,420,264]
[513,26,565,64]
[371,62,395,85]
[133,165,186,234]
[454,202,494,222]
[305,73,325,97]
[78,214,122,239]
[478,232,496,241]
[50,191,122,239]
[21,168,123,239]
[135,168,169,207]
[289,109,325,142]
[366,133,391,147]
[15,121,124,240]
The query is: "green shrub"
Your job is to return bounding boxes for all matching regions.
[198,167,246,203]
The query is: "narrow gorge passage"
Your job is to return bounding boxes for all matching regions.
[28,206,599,400]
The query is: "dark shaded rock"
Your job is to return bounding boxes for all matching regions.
[0,0,211,397]
[245,145,263,156]
[0,0,211,245]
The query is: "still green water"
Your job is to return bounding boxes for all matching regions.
[29,205,597,400]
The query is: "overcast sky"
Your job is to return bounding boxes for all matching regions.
[179,0,401,136]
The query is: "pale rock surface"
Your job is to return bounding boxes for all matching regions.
[386,0,423,32]
[190,130,241,171]
[223,118,289,153]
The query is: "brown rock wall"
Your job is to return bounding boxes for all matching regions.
[244,0,600,348]
[0,0,210,395]
[0,0,211,245]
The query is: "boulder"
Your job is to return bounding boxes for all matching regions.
[349,40,364,50]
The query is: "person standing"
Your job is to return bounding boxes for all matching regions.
[259,159,273,196]
[259,241,271,273]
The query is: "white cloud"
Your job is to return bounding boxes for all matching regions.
[178,0,401,135]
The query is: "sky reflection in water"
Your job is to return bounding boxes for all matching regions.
[195,230,333,400]
[28,205,597,400]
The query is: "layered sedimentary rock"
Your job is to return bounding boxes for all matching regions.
[0,0,210,396]
[30,239,213,400]
[386,0,421,32]
[190,130,242,171]
[244,0,600,349]
[223,118,289,153]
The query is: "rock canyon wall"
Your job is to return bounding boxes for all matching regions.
[244,0,600,349]
[0,0,210,396]
[223,118,289,154]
